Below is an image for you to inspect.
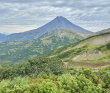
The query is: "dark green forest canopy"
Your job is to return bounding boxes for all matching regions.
[0,57,66,80]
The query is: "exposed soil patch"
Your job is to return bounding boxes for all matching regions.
[72,51,103,60]
[65,61,110,68]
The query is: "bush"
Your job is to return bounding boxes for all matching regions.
[0,72,108,93]
[0,77,30,93]
[0,57,66,80]
[35,81,57,93]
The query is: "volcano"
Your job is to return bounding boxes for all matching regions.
[0,16,92,43]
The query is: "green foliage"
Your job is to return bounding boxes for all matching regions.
[36,81,57,93]
[76,68,110,90]
[56,48,85,59]
[0,57,66,80]
[106,42,110,49]
[0,77,30,93]
[44,38,81,57]
[0,72,108,93]
[97,69,110,89]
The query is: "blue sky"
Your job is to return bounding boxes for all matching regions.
[0,0,110,34]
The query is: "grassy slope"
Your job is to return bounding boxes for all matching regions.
[0,29,86,66]
[89,28,110,37]
[44,32,110,68]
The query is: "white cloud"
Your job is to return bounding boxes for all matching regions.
[0,0,110,33]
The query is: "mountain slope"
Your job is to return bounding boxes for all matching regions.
[0,33,6,43]
[45,32,110,62]
[0,33,6,37]
[0,29,86,66]
[0,16,91,43]
[38,16,92,34]
[89,28,110,36]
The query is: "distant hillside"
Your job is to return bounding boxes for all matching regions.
[45,32,110,62]
[0,33,6,37]
[89,28,110,36]
[0,33,6,43]
[0,29,86,66]
[0,16,91,43]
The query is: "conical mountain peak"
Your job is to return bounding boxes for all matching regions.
[56,16,64,19]
[54,16,66,21]
[48,16,92,33]
[0,16,92,43]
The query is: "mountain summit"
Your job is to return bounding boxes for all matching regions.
[39,16,92,33]
[52,16,92,33]
[0,16,91,43]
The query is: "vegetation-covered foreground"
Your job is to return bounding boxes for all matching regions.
[0,57,110,93]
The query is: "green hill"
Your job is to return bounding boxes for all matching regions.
[44,32,110,68]
[0,29,86,67]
